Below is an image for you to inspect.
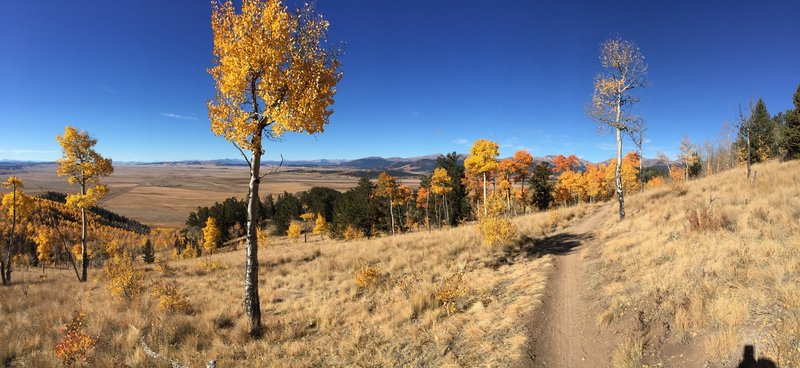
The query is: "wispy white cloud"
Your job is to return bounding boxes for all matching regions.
[0,149,58,155]
[160,113,198,121]
[453,138,469,145]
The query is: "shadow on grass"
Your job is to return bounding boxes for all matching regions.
[488,232,594,268]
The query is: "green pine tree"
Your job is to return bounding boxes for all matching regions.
[141,239,155,264]
[529,162,554,211]
[780,84,800,160]
[738,98,776,163]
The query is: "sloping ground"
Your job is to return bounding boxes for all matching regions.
[587,160,800,367]
[0,204,596,367]
[521,208,619,367]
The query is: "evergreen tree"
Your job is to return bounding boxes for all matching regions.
[261,194,275,220]
[737,98,776,163]
[687,152,702,178]
[529,162,554,211]
[141,239,155,264]
[780,84,800,160]
[435,152,470,224]
[272,192,302,235]
[332,178,381,238]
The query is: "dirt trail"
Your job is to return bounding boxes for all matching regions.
[521,208,618,368]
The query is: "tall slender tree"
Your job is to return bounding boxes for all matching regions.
[1,177,32,284]
[464,139,499,216]
[587,37,648,219]
[780,84,800,160]
[511,150,534,214]
[376,172,399,235]
[207,0,342,335]
[56,126,113,282]
[430,168,453,225]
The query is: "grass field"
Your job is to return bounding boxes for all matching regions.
[588,159,800,366]
[0,203,592,367]
[0,164,418,228]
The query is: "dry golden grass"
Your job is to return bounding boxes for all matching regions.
[1,164,398,227]
[590,160,800,366]
[0,204,592,367]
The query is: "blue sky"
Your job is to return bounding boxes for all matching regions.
[1,0,798,163]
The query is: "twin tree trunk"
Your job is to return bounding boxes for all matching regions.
[615,127,625,219]
[80,184,88,282]
[1,187,16,284]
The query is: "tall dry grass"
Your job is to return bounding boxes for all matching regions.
[0,203,593,367]
[590,160,800,366]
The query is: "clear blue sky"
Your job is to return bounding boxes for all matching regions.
[1,0,798,163]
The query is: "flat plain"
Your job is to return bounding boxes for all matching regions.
[0,164,419,228]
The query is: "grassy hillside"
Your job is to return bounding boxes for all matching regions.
[589,160,800,366]
[0,203,595,367]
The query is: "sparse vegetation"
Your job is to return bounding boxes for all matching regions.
[590,160,800,366]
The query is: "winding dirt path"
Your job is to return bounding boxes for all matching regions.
[521,208,618,368]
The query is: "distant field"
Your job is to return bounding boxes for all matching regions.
[0,164,421,228]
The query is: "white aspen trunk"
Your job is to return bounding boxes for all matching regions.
[80,183,87,282]
[388,198,395,235]
[482,172,487,216]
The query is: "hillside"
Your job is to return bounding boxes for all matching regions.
[585,160,800,366]
[0,203,595,367]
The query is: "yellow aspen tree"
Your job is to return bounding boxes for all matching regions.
[56,126,113,282]
[1,176,33,284]
[203,217,221,255]
[430,168,453,225]
[394,184,413,231]
[207,0,342,335]
[464,139,499,216]
[511,150,534,214]
[287,222,302,241]
[300,212,315,242]
[312,213,328,239]
[376,172,398,235]
[497,159,515,216]
[416,186,430,231]
[33,228,53,274]
[588,37,648,219]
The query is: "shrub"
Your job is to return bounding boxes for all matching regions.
[436,273,467,315]
[687,207,733,232]
[152,282,191,313]
[197,258,226,272]
[287,222,302,241]
[477,192,517,247]
[54,311,97,366]
[353,262,382,288]
[105,252,145,301]
[343,225,365,241]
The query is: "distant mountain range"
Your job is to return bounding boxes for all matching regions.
[0,154,676,173]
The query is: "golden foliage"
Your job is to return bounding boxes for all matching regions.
[313,213,329,236]
[430,167,453,196]
[207,0,342,149]
[54,311,97,366]
[33,228,53,265]
[55,126,113,189]
[477,193,517,248]
[202,217,221,255]
[64,185,108,209]
[105,252,145,301]
[152,283,191,313]
[464,139,499,177]
[342,225,364,241]
[646,176,666,189]
[287,222,302,240]
[352,262,382,289]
